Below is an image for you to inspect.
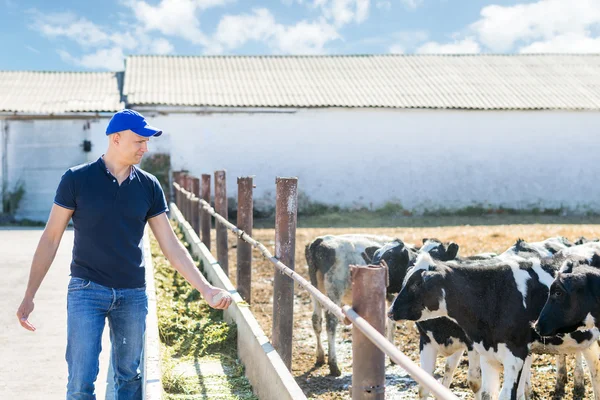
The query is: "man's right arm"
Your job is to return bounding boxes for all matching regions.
[16,204,74,331]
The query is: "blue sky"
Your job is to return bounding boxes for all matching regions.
[1,0,599,71]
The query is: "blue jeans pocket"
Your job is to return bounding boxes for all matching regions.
[67,277,91,291]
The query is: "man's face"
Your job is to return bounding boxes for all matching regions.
[115,130,149,164]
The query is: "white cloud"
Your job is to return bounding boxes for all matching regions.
[417,37,481,54]
[59,47,126,70]
[519,31,600,53]
[376,1,391,10]
[151,38,176,54]
[400,0,423,10]
[276,20,340,54]
[33,13,110,48]
[470,0,600,52]
[209,8,340,54]
[313,0,371,27]
[388,30,428,53]
[389,44,404,54]
[126,0,209,45]
[210,8,278,52]
[25,45,40,54]
[30,8,175,70]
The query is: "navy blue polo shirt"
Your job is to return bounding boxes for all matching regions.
[54,156,168,288]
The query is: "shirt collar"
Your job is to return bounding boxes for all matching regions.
[97,156,136,181]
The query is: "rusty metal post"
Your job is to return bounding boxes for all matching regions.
[186,176,194,222]
[201,174,211,251]
[191,197,199,237]
[214,170,228,275]
[350,264,387,400]
[172,171,181,208]
[272,177,298,370]
[237,176,254,303]
[191,177,200,234]
[178,173,187,211]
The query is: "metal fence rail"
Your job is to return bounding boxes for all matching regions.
[173,181,458,400]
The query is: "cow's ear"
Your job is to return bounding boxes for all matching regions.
[422,238,429,244]
[362,246,379,264]
[562,261,575,274]
[446,242,459,260]
[422,270,440,285]
[591,253,600,268]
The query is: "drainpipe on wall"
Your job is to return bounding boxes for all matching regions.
[1,120,8,212]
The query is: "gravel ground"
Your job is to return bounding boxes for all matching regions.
[209,223,600,399]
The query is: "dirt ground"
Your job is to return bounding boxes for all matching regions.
[208,223,600,399]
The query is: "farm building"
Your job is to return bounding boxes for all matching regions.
[1,54,600,222]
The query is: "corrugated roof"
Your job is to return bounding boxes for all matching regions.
[123,54,600,111]
[0,71,124,114]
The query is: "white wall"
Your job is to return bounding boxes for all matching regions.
[6,119,105,221]
[5,109,600,221]
[146,109,600,213]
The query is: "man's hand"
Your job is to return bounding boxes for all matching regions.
[16,297,36,331]
[205,287,233,310]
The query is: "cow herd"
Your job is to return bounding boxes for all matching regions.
[306,234,600,400]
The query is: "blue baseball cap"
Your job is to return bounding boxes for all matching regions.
[106,109,163,137]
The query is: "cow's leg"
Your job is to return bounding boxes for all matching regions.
[499,353,524,400]
[573,352,585,398]
[386,319,396,344]
[517,355,532,400]
[311,296,325,365]
[325,310,341,376]
[441,349,463,389]
[582,342,600,400]
[467,349,482,400]
[418,339,437,400]
[554,355,567,398]
[480,356,501,400]
[386,319,396,365]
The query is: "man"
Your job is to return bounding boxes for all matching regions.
[16,109,232,399]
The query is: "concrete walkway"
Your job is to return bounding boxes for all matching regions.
[0,229,112,400]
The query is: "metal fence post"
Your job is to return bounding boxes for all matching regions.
[350,264,387,400]
[172,171,181,208]
[214,170,228,275]
[201,174,211,251]
[191,177,200,234]
[237,176,254,303]
[191,197,199,238]
[186,176,194,222]
[272,177,298,370]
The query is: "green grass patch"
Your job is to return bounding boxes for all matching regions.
[152,223,257,399]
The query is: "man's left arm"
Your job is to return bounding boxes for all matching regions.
[148,213,232,310]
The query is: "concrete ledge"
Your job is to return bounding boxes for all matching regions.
[171,203,307,400]
[143,230,163,400]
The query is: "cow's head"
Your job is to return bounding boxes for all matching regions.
[387,253,448,322]
[535,262,599,337]
[419,238,459,261]
[367,239,413,293]
[575,236,600,246]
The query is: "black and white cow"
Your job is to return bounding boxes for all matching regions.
[535,243,600,337]
[499,237,588,397]
[368,239,483,399]
[372,236,573,399]
[306,235,456,377]
[389,245,600,400]
[306,234,395,376]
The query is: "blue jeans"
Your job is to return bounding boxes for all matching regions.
[66,277,147,400]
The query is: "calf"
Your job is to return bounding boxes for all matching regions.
[389,248,600,400]
[535,244,600,336]
[369,239,482,399]
[306,234,394,376]
[375,236,570,399]
[306,235,456,376]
